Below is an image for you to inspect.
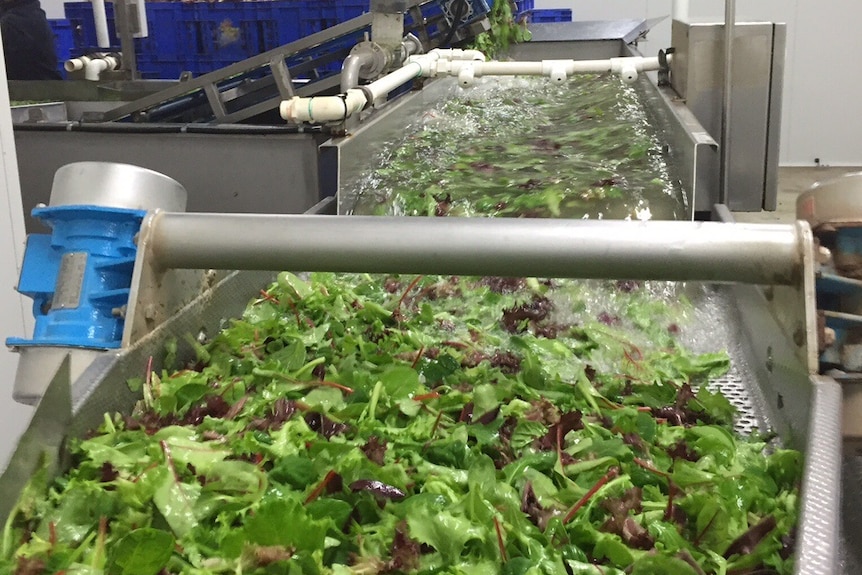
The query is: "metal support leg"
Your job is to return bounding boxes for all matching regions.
[114,0,138,79]
[719,0,735,204]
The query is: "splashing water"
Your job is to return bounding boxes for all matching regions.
[345,74,685,221]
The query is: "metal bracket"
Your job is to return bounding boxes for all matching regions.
[657,47,674,87]
[124,211,231,346]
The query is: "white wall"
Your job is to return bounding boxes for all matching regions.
[534,0,862,166]
[42,0,65,20]
[0,37,35,471]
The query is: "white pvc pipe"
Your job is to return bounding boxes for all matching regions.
[428,56,666,85]
[280,53,667,124]
[64,56,91,72]
[134,0,148,38]
[366,60,423,101]
[92,0,110,48]
[83,55,118,81]
[280,90,366,124]
[427,48,486,62]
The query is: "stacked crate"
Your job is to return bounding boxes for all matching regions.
[524,8,572,22]
[48,19,75,76]
[61,0,369,78]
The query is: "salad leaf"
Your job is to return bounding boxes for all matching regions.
[104,528,174,575]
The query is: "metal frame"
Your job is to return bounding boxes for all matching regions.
[325,31,716,220]
[0,20,842,575]
[98,14,374,124]
[0,208,839,574]
[93,0,481,125]
[0,29,37,473]
[14,127,327,234]
[670,20,786,212]
[714,208,836,574]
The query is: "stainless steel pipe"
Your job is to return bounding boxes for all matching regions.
[149,214,803,285]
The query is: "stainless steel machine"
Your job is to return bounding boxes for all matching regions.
[2,5,855,574]
[0,163,841,575]
[10,11,784,232]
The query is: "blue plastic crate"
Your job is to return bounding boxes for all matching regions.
[137,55,240,79]
[64,1,120,50]
[179,4,260,61]
[65,0,373,73]
[254,3,301,53]
[525,8,572,23]
[135,54,183,80]
[64,2,199,57]
[264,0,366,43]
[136,3,194,61]
[49,19,75,74]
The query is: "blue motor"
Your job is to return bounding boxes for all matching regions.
[7,205,145,349]
[6,162,187,404]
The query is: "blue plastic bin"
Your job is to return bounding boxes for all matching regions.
[48,19,75,75]
[63,0,431,78]
[261,0,366,49]
[525,8,572,23]
[136,3,193,61]
[64,1,120,50]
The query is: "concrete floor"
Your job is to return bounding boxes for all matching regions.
[732,166,862,224]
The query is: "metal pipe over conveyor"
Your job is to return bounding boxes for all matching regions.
[148,214,805,286]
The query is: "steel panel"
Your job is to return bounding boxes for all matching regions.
[671,21,785,212]
[14,129,324,233]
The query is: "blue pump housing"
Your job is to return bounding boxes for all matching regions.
[6,204,146,350]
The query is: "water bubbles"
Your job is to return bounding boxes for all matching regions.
[347,74,686,219]
[635,206,652,221]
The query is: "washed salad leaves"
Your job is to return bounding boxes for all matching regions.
[2,273,800,575]
[346,74,684,221]
[3,73,798,575]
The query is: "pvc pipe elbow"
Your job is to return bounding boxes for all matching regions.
[64,56,91,72]
[84,58,109,81]
[426,48,487,62]
[461,49,487,62]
